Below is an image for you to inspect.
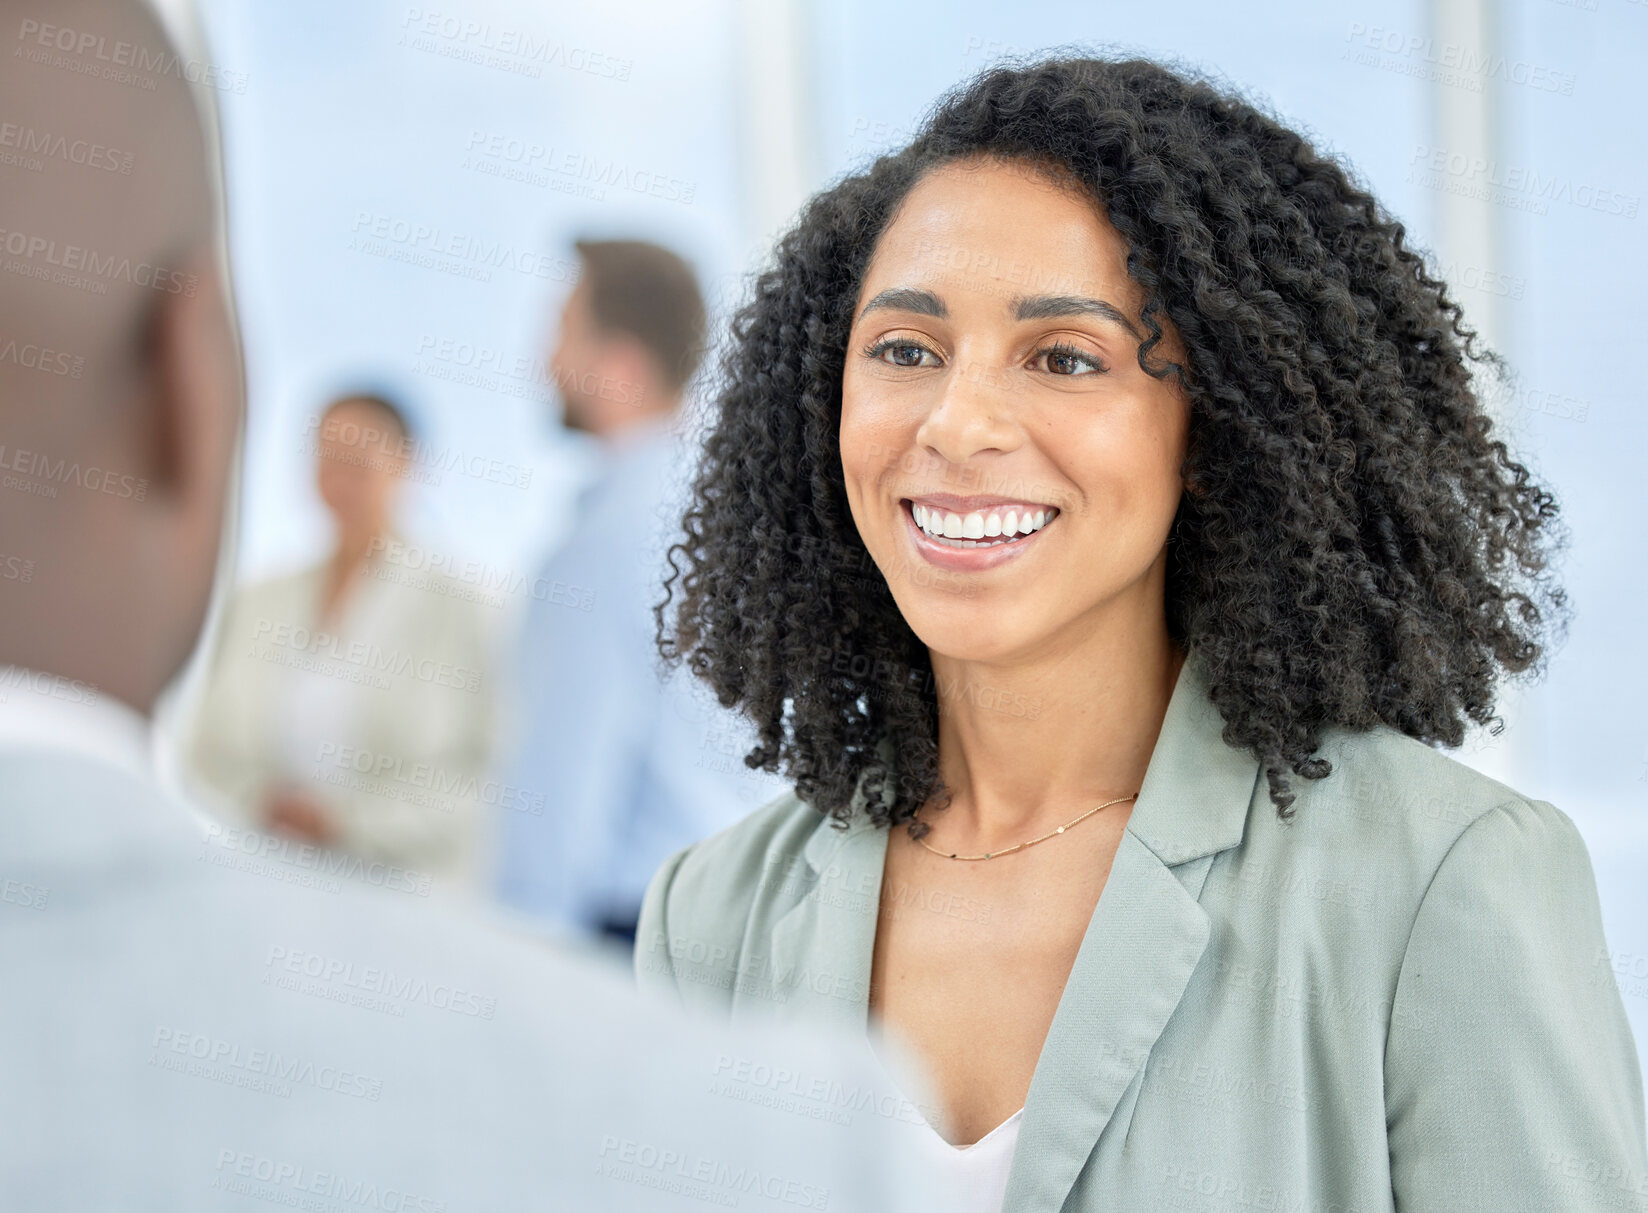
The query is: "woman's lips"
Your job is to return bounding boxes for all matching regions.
[899,499,1057,573]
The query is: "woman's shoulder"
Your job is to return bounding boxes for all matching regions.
[1313,722,1557,826]
[646,789,827,921]
[636,790,832,999]
[1280,722,1594,902]
[208,564,322,646]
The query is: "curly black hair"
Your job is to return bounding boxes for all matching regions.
[654,54,1567,830]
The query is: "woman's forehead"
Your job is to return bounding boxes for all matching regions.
[859,159,1136,314]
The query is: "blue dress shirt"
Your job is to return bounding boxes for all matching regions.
[494,415,791,934]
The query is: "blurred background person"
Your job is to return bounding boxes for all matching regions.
[186,391,497,893]
[493,239,788,946]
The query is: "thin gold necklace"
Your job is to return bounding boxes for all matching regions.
[913,792,1140,861]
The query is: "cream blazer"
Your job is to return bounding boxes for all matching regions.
[185,556,496,890]
[637,650,1648,1212]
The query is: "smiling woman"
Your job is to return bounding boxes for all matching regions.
[634,56,1647,1213]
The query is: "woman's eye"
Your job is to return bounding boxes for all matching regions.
[1035,344,1107,376]
[871,340,938,368]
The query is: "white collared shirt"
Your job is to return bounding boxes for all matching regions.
[0,665,153,784]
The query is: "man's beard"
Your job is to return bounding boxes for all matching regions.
[557,391,592,434]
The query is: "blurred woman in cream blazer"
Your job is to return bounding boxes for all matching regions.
[187,393,497,893]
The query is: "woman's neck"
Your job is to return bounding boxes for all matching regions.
[926,611,1183,847]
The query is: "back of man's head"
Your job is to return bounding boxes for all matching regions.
[0,0,241,713]
[573,239,707,397]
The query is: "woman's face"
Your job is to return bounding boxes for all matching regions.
[839,156,1192,664]
[315,399,406,543]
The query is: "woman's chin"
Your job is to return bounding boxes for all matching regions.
[901,611,1040,667]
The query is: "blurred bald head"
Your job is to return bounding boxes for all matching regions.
[0,0,242,712]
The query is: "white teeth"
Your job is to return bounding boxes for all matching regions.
[908,503,1057,542]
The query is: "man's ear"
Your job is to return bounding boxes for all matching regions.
[142,256,243,509]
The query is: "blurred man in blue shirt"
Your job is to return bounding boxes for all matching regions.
[494,240,789,945]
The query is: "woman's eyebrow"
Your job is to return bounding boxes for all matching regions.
[857,287,947,322]
[1011,293,1143,338]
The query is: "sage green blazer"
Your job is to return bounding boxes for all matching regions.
[636,652,1648,1212]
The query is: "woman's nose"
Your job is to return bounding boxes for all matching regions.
[913,356,1020,464]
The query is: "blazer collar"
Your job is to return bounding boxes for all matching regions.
[1125,646,1258,865]
[758,649,1262,1212]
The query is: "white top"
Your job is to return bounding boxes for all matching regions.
[916,1106,1025,1213]
[0,664,152,781]
[270,558,396,782]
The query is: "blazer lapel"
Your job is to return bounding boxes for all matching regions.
[756,734,897,1032]
[760,809,887,1031]
[1001,651,1261,1212]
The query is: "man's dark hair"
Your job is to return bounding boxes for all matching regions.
[653,54,1569,831]
[573,239,708,396]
